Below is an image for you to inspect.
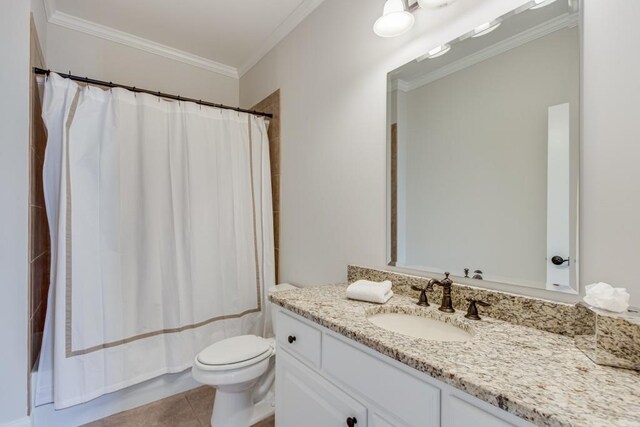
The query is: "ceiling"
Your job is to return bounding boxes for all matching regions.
[45,0,325,78]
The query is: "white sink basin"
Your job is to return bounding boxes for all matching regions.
[368,313,472,342]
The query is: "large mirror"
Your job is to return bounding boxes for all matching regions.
[387,0,580,293]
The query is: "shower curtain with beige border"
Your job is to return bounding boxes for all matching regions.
[36,73,275,409]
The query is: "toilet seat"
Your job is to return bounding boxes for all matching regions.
[191,284,295,426]
[196,335,274,372]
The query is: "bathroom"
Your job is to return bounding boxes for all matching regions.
[1,0,639,426]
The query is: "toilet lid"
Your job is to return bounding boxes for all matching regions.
[197,335,271,366]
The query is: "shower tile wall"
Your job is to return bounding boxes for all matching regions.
[29,19,49,370]
[252,90,281,281]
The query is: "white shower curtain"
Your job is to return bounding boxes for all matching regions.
[36,73,274,409]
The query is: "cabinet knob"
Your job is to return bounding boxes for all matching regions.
[346,417,358,427]
[287,335,296,344]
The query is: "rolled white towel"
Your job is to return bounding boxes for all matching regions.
[346,280,394,304]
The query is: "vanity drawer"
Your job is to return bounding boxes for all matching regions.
[322,334,440,427]
[276,310,321,368]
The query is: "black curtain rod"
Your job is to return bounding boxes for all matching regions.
[33,67,273,119]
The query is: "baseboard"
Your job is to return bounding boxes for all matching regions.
[31,370,199,427]
[0,416,32,427]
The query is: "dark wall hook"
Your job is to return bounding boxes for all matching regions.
[551,256,570,266]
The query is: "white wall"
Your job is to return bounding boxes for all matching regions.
[239,0,537,286]
[402,27,579,289]
[31,0,48,57]
[0,1,31,424]
[582,0,640,307]
[240,0,640,306]
[44,24,239,105]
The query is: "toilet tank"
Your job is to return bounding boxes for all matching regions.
[268,283,298,333]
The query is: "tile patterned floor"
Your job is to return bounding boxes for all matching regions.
[84,386,275,427]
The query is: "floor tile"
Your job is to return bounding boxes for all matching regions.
[252,416,275,427]
[85,389,275,427]
[185,386,215,425]
[83,393,199,427]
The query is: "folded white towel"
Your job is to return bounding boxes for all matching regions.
[346,280,394,304]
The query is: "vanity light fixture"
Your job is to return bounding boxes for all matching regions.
[415,43,451,62]
[426,44,451,58]
[530,0,559,10]
[373,0,415,38]
[471,19,501,38]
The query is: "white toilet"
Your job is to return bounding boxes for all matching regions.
[192,283,296,427]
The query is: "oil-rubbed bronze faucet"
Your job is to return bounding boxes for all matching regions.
[411,282,434,307]
[429,272,455,313]
[465,298,491,320]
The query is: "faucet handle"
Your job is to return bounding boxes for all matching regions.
[442,272,452,285]
[411,285,431,307]
[465,298,491,320]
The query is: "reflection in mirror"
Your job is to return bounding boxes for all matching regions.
[387,0,580,293]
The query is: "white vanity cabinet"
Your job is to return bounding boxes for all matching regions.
[274,308,536,427]
[277,350,367,427]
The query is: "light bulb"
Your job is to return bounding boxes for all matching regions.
[374,0,415,38]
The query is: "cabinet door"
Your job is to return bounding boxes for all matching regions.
[442,389,535,427]
[370,413,403,427]
[323,333,439,426]
[276,350,367,427]
[446,395,514,427]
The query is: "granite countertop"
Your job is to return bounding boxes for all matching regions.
[270,285,640,427]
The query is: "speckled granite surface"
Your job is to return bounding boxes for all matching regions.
[270,285,640,427]
[348,265,595,337]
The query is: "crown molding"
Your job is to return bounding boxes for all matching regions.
[404,12,579,92]
[238,0,325,77]
[43,0,325,81]
[44,7,238,78]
